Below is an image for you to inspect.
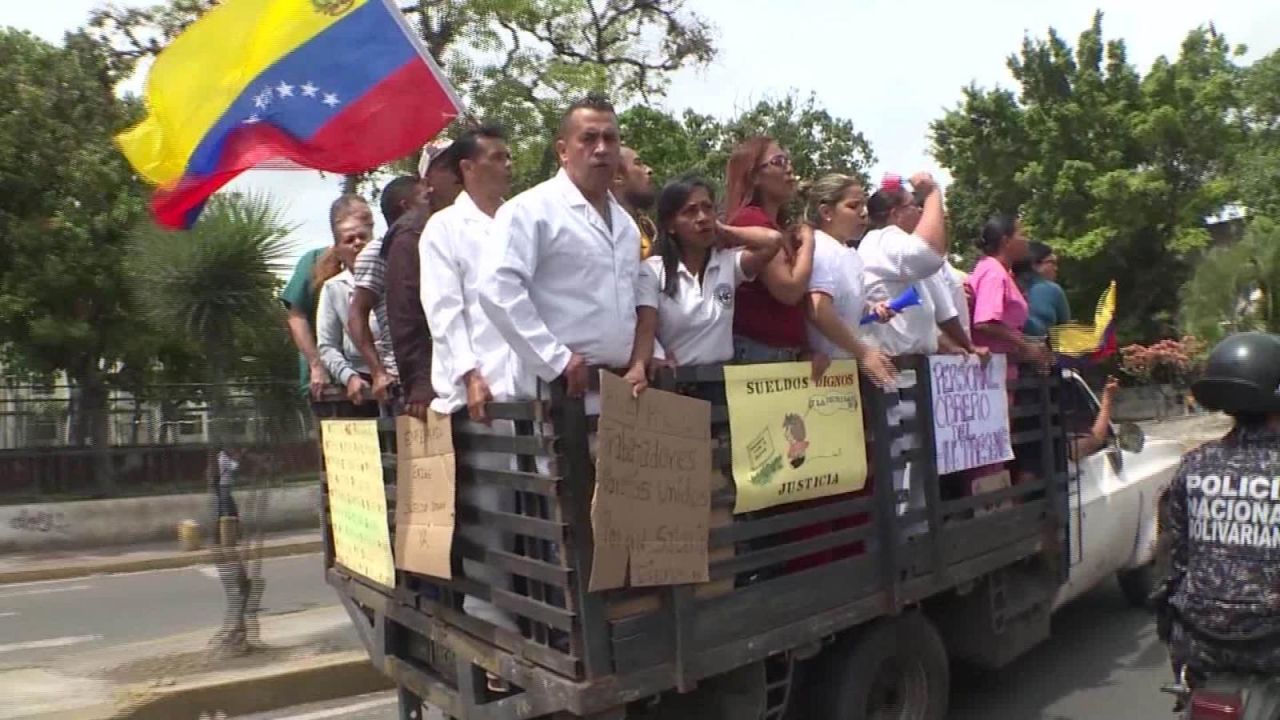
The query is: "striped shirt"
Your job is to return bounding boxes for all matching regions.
[351,238,398,376]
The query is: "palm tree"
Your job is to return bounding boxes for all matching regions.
[1181,216,1280,344]
[129,191,295,655]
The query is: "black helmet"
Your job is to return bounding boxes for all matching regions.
[1191,332,1280,414]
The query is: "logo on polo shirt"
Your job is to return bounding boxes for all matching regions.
[714,283,733,309]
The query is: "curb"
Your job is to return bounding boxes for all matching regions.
[0,540,322,585]
[112,651,394,720]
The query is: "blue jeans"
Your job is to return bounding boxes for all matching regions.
[733,336,803,363]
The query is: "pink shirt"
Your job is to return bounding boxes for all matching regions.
[967,255,1028,358]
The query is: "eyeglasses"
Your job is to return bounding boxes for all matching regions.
[760,154,792,171]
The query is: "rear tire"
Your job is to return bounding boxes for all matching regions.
[1117,563,1157,609]
[818,613,949,720]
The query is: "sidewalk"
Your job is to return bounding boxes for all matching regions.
[1140,412,1232,451]
[0,529,322,584]
[0,605,388,720]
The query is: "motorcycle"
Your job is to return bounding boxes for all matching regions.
[1162,667,1280,719]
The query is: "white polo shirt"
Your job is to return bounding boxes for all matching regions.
[480,170,641,399]
[420,191,514,413]
[637,248,749,367]
[807,230,868,360]
[858,225,947,355]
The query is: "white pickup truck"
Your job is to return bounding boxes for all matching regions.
[1052,370,1186,611]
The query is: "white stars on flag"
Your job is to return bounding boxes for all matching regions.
[241,80,343,124]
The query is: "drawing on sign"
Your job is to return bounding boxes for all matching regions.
[928,354,1014,475]
[320,419,395,588]
[724,361,868,514]
[782,414,809,469]
[589,372,713,591]
[394,413,456,579]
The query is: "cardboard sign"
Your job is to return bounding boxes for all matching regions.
[321,419,395,588]
[971,470,1013,517]
[928,354,1015,475]
[590,372,712,591]
[723,361,868,514]
[394,413,456,578]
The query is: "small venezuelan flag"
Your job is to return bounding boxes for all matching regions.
[1050,280,1118,367]
[117,0,463,229]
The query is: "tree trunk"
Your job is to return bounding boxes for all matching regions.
[69,363,114,497]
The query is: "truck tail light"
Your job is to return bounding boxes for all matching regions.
[1189,690,1243,719]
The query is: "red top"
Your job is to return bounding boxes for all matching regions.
[729,206,808,349]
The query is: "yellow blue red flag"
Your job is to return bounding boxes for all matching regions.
[1050,281,1118,366]
[117,0,463,229]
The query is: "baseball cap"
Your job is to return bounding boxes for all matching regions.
[418,138,455,179]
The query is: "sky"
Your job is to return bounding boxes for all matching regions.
[8,0,1280,268]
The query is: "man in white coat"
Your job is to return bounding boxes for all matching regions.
[479,94,643,403]
[419,126,516,639]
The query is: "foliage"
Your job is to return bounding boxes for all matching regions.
[128,192,295,380]
[1237,49,1280,219]
[0,28,150,493]
[930,13,1247,341]
[1180,216,1280,343]
[89,0,717,193]
[1119,336,1207,386]
[618,92,876,195]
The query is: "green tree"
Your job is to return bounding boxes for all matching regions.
[0,29,148,493]
[720,93,876,187]
[618,93,877,195]
[129,191,295,655]
[1181,217,1280,343]
[618,106,724,185]
[1237,49,1280,219]
[89,0,717,193]
[930,13,1246,341]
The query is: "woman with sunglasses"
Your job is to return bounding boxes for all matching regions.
[722,137,816,363]
[1014,240,1071,341]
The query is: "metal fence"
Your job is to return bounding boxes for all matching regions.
[0,381,318,503]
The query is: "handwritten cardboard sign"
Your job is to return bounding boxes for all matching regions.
[321,419,395,588]
[394,413,456,579]
[590,372,713,591]
[723,361,868,514]
[929,354,1014,475]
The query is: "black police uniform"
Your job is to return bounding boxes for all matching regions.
[1160,332,1280,675]
[1165,426,1280,674]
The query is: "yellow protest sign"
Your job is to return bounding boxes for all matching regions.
[724,361,868,514]
[321,419,395,588]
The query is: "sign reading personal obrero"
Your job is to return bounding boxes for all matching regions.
[723,361,868,514]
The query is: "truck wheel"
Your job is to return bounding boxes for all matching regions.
[819,613,949,720]
[1117,564,1157,609]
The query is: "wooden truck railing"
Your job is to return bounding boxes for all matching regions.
[321,356,1069,719]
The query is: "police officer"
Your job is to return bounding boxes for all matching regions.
[1159,332,1280,681]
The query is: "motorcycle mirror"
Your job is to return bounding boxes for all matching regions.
[1117,422,1145,454]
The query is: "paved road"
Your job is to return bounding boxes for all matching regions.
[242,581,1173,720]
[0,553,333,665]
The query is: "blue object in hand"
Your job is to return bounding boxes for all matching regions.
[860,285,923,325]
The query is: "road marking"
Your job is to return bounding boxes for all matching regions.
[198,566,220,579]
[0,634,102,654]
[0,583,91,599]
[271,695,397,720]
[0,612,17,618]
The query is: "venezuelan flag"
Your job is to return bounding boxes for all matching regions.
[1050,281,1118,367]
[117,0,463,229]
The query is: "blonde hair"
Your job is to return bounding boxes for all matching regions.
[803,174,862,226]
